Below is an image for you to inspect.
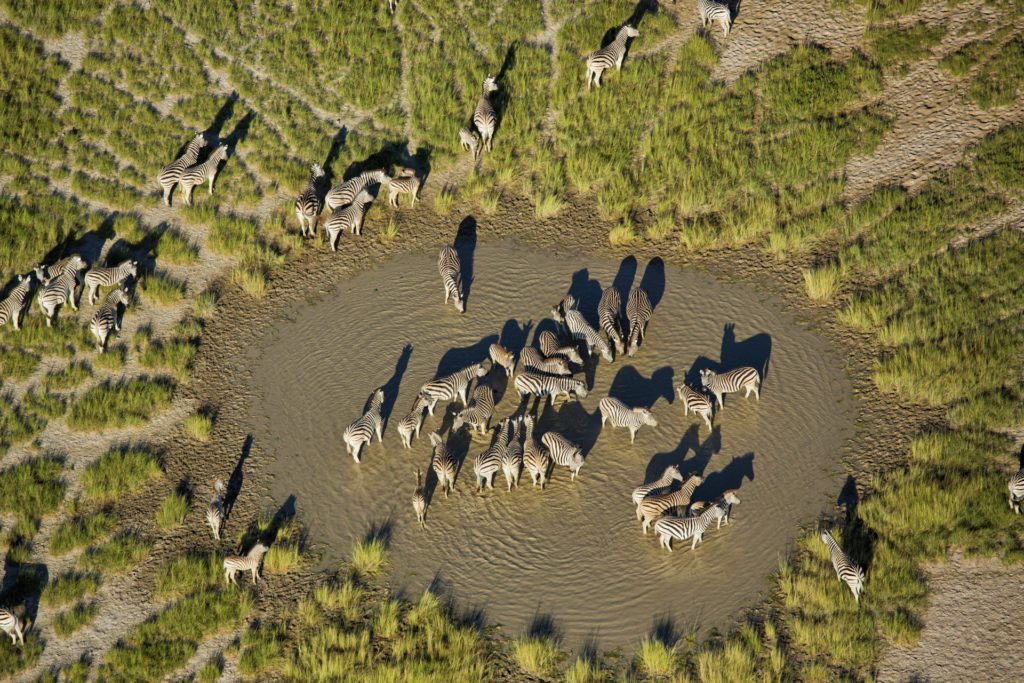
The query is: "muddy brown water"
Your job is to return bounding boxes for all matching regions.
[247,239,856,650]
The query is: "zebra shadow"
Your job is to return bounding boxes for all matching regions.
[434,333,496,379]
[321,126,349,189]
[644,424,721,482]
[235,494,299,552]
[499,318,533,356]
[683,355,721,387]
[609,364,675,409]
[600,0,656,50]
[835,474,878,578]
[720,323,772,385]
[542,399,602,458]
[201,91,238,142]
[428,573,489,631]
[611,254,638,302]
[565,268,603,324]
[224,434,252,520]
[342,141,405,181]
[692,452,754,503]
[363,518,394,548]
[380,344,413,433]
[639,256,666,312]
[454,216,477,310]
[491,42,519,140]
[444,424,473,493]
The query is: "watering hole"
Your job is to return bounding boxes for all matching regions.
[247,238,857,649]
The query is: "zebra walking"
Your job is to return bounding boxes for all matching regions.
[206,479,226,540]
[324,189,374,249]
[180,144,229,205]
[460,126,481,160]
[514,371,588,405]
[586,24,640,90]
[654,503,721,551]
[697,0,732,36]
[84,259,137,305]
[397,396,427,449]
[388,169,421,207]
[158,133,206,206]
[598,286,625,357]
[473,76,499,152]
[637,474,703,533]
[325,170,390,212]
[0,273,35,331]
[89,286,130,352]
[474,444,502,491]
[223,543,270,585]
[821,530,866,604]
[501,418,523,491]
[295,162,325,238]
[38,264,85,327]
[542,432,584,480]
[625,287,652,356]
[413,468,427,528]
[522,415,551,489]
[564,310,613,362]
[699,367,761,409]
[453,384,496,434]
[430,432,456,497]
[677,383,714,431]
[631,465,685,508]
[0,607,24,646]
[420,363,488,415]
[538,330,583,365]
[438,246,465,313]
[599,397,658,443]
[343,388,385,462]
[519,347,571,376]
[489,343,516,375]
[1009,467,1024,513]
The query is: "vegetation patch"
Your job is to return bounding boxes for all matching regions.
[77,533,152,574]
[154,553,222,601]
[155,490,189,530]
[42,572,102,607]
[0,347,40,381]
[53,601,99,637]
[43,360,93,391]
[865,22,947,68]
[67,377,175,431]
[50,511,115,555]
[0,456,64,524]
[82,447,163,504]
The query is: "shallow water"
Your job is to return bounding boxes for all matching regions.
[248,239,856,650]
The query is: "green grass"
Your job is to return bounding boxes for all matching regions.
[512,635,560,677]
[967,36,1024,109]
[350,537,389,578]
[196,657,224,683]
[183,411,213,440]
[155,490,189,530]
[67,377,175,431]
[53,601,99,637]
[0,633,42,678]
[0,347,40,381]
[635,637,679,678]
[82,447,162,504]
[77,533,152,574]
[140,270,187,304]
[50,511,115,555]
[20,388,67,420]
[43,360,93,391]
[237,621,287,676]
[42,572,101,607]
[865,22,947,68]
[0,456,64,525]
[139,337,196,379]
[93,344,127,370]
[564,657,604,683]
[154,553,222,601]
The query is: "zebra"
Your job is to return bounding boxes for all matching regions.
[520,347,571,376]
[43,254,87,282]
[430,432,456,497]
[1009,467,1024,513]
[473,76,499,152]
[324,189,374,249]
[625,287,652,356]
[699,367,761,409]
[38,266,84,327]
[697,0,732,36]
[550,293,576,322]
[586,24,640,90]
[388,0,398,13]
[564,310,613,362]
[206,480,226,540]
[677,383,714,431]
[89,286,130,352]
[637,474,703,534]
[453,384,495,434]
[158,133,206,206]
[84,259,137,306]
[599,397,658,444]
[0,607,24,646]
[438,246,465,313]
[538,330,583,365]
[709,490,741,529]
[514,371,588,405]
[0,273,35,331]
[542,432,584,480]
[295,162,325,238]
[474,444,502,491]
[413,468,427,528]
[501,418,523,491]
[343,388,385,462]
[325,170,390,212]
[821,530,866,604]
[522,415,550,489]
[489,343,516,375]
[420,363,488,415]
[223,542,270,585]
[460,126,481,160]
[631,465,685,508]
[388,170,421,207]
[180,144,229,206]
[397,396,427,449]
[598,286,625,357]
[654,503,721,551]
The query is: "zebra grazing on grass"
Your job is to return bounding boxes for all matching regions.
[678,383,714,431]
[654,503,721,552]
[538,330,583,365]
[344,388,385,462]
[325,170,390,212]
[295,163,325,238]
[599,397,658,444]
[598,286,625,357]
[520,347,571,376]
[564,310,613,362]
[460,126,481,160]
[453,384,495,434]
[89,286,129,352]
[542,432,584,480]
[514,371,588,405]
[84,259,137,306]
[473,76,499,152]
[821,530,866,604]
[413,468,427,528]
[522,415,551,489]
[697,0,732,36]
[38,266,84,327]
[43,254,86,283]
[158,133,206,206]
[637,474,703,534]
[1009,467,1024,513]
[438,246,465,313]
[489,343,516,375]
[0,607,24,646]
[631,465,684,508]
[180,144,229,206]
[324,189,374,249]
[586,24,640,90]
[389,169,421,207]
[625,287,652,356]
[206,480,226,540]
[699,367,760,409]
[420,363,488,415]
[0,273,35,331]
[430,432,456,497]
[397,396,427,449]
[223,543,270,585]
[501,418,524,491]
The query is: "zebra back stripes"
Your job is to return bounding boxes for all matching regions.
[158,133,206,205]
[398,396,427,449]
[325,170,390,212]
[677,383,714,431]
[522,415,551,488]
[631,465,684,507]
[438,246,464,313]
[625,287,652,356]
[420,362,487,414]
[697,0,732,35]
[538,330,583,365]
[344,388,385,462]
[89,286,129,352]
[43,254,86,282]
[430,432,456,497]
[0,607,24,645]
[586,24,640,90]
[453,384,495,433]
[206,480,226,540]
[520,347,571,376]
[637,474,703,533]
[1010,467,1024,513]
[0,274,34,330]
[473,76,499,152]
[599,396,657,443]
[565,310,613,362]
[324,189,374,249]
[514,371,588,403]
[501,418,524,491]
[474,444,502,491]
[699,366,760,409]
[84,259,137,305]
[542,432,584,480]
[223,543,270,585]
[654,504,720,551]
[295,163,325,238]
[598,286,625,356]
[38,268,82,326]
[180,144,229,205]
[821,530,865,604]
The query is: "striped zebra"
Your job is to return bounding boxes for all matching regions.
[413,468,427,528]
[343,388,385,462]
[295,162,325,238]
[388,0,398,13]
[598,286,625,357]
[473,76,499,152]
[654,503,721,551]
[520,347,571,376]
[430,432,456,497]
[709,490,740,529]
[514,370,588,404]
[158,133,206,206]
[474,444,502,491]
[38,266,84,327]
[325,170,390,212]
[397,396,427,449]
[43,254,86,283]
[324,189,374,249]
[89,286,130,352]
[206,479,226,540]
[438,246,465,313]
[460,126,481,160]
[388,170,421,207]
[586,24,640,90]
[631,465,684,508]
[677,383,713,431]
[501,418,524,491]
[542,432,584,480]
[84,259,137,305]
[564,310,613,362]
[550,293,576,322]
[538,330,583,365]
[637,474,703,534]
[697,0,732,36]
[599,397,658,444]
[489,343,516,375]
[223,542,270,585]
[821,530,866,604]
[625,287,652,356]
[1010,467,1024,513]
[180,144,228,206]
[453,384,495,434]
[0,273,35,331]
[0,607,24,646]
[522,415,551,489]
[420,362,488,415]
[699,367,760,409]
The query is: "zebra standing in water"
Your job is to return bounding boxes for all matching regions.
[420,363,488,414]
[38,263,86,326]
[397,396,427,449]
[538,330,583,365]
[488,343,516,375]
[677,383,714,431]
[474,431,504,492]
[295,163,325,238]
[388,169,421,207]
[625,286,652,356]
[460,126,481,160]
[709,490,740,528]
[631,465,685,508]
[223,543,270,585]
[599,397,658,443]
[453,384,496,434]
[158,133,206,206]
[325,170,390,212]
[654,502,723,551]
[206,480,226,540]
[700,366,761,409]
[563,309,613,362]
[430,432,456,497]
[522,415,551,489]
[0,607,24,646]
[84,259,137,305]
[437,246,465,313]
[473,76,499,152]
[598,286,625,357]
[501,418,523,491]
[0,273,35,331]
[519,347,571,376]
[637,474,703,533]
[324,189,375,249]
[180,144,229,205]
[343,388,385,462]
[697,0,732,36]
[821,530,866,604]
[89,287,130,352]
[514,371,588,405]
[586,24,640,90]
[542,432,585,480]
[413,468,427,528]
[1009,466,1024,513]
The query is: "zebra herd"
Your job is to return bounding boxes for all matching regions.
[157,133,230,207]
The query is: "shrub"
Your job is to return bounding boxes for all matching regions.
[803,265,843,302]
[67,377,175,431]
[82,447,162,503]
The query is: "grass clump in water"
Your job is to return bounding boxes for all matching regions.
[635,637,679,677]
[67,377,174,431]
[350,537,389,578]
[82,447,162,504]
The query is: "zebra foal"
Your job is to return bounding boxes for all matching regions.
[453,384,495,434]
[599,397,658,443]
[538,330,583,365]
[522,415,551,489]
[821,530,865,604]
[677,383,714,431]
[413,468,427,528]
[460,126,481,159]
[397,396,427,449]
[489,343,516,375]
[223,543,270,585]
[38,264,85,327]
[295,162,325,238]
[697,0,732,36]
[84,259,137,305]
[344,388,385,462]
[586,24,640,90]
[438,246,465,313]
[700,366,760,409]
[388,169,421,207]
[520,347,571,376]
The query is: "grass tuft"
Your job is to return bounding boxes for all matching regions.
[82,447,162,504]
[67,377,175,431]
[512,635,560,677]
[155,490,189,530]
[636,637,679,677]
[50,511,115,555]
[350,537,389,578]
[42,572,102,608]
[183,411,213,440]
[53,601,99,637]
[77,533,151,574]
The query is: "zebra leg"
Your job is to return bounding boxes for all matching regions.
[208,174,215,195]
[629,426,637,444]
[252,567,259,584]
[163,185,172,206]
[389,190,398,207]
[375,423,383,442]
[703,412,713,431]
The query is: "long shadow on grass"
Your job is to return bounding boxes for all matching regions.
[202,92,239,142]
[455,216,477,311]
[492,42,518,141]
[720,323,772,384]
[381,344,413,432]
[322,126,350,189]
[224,434,252,519]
